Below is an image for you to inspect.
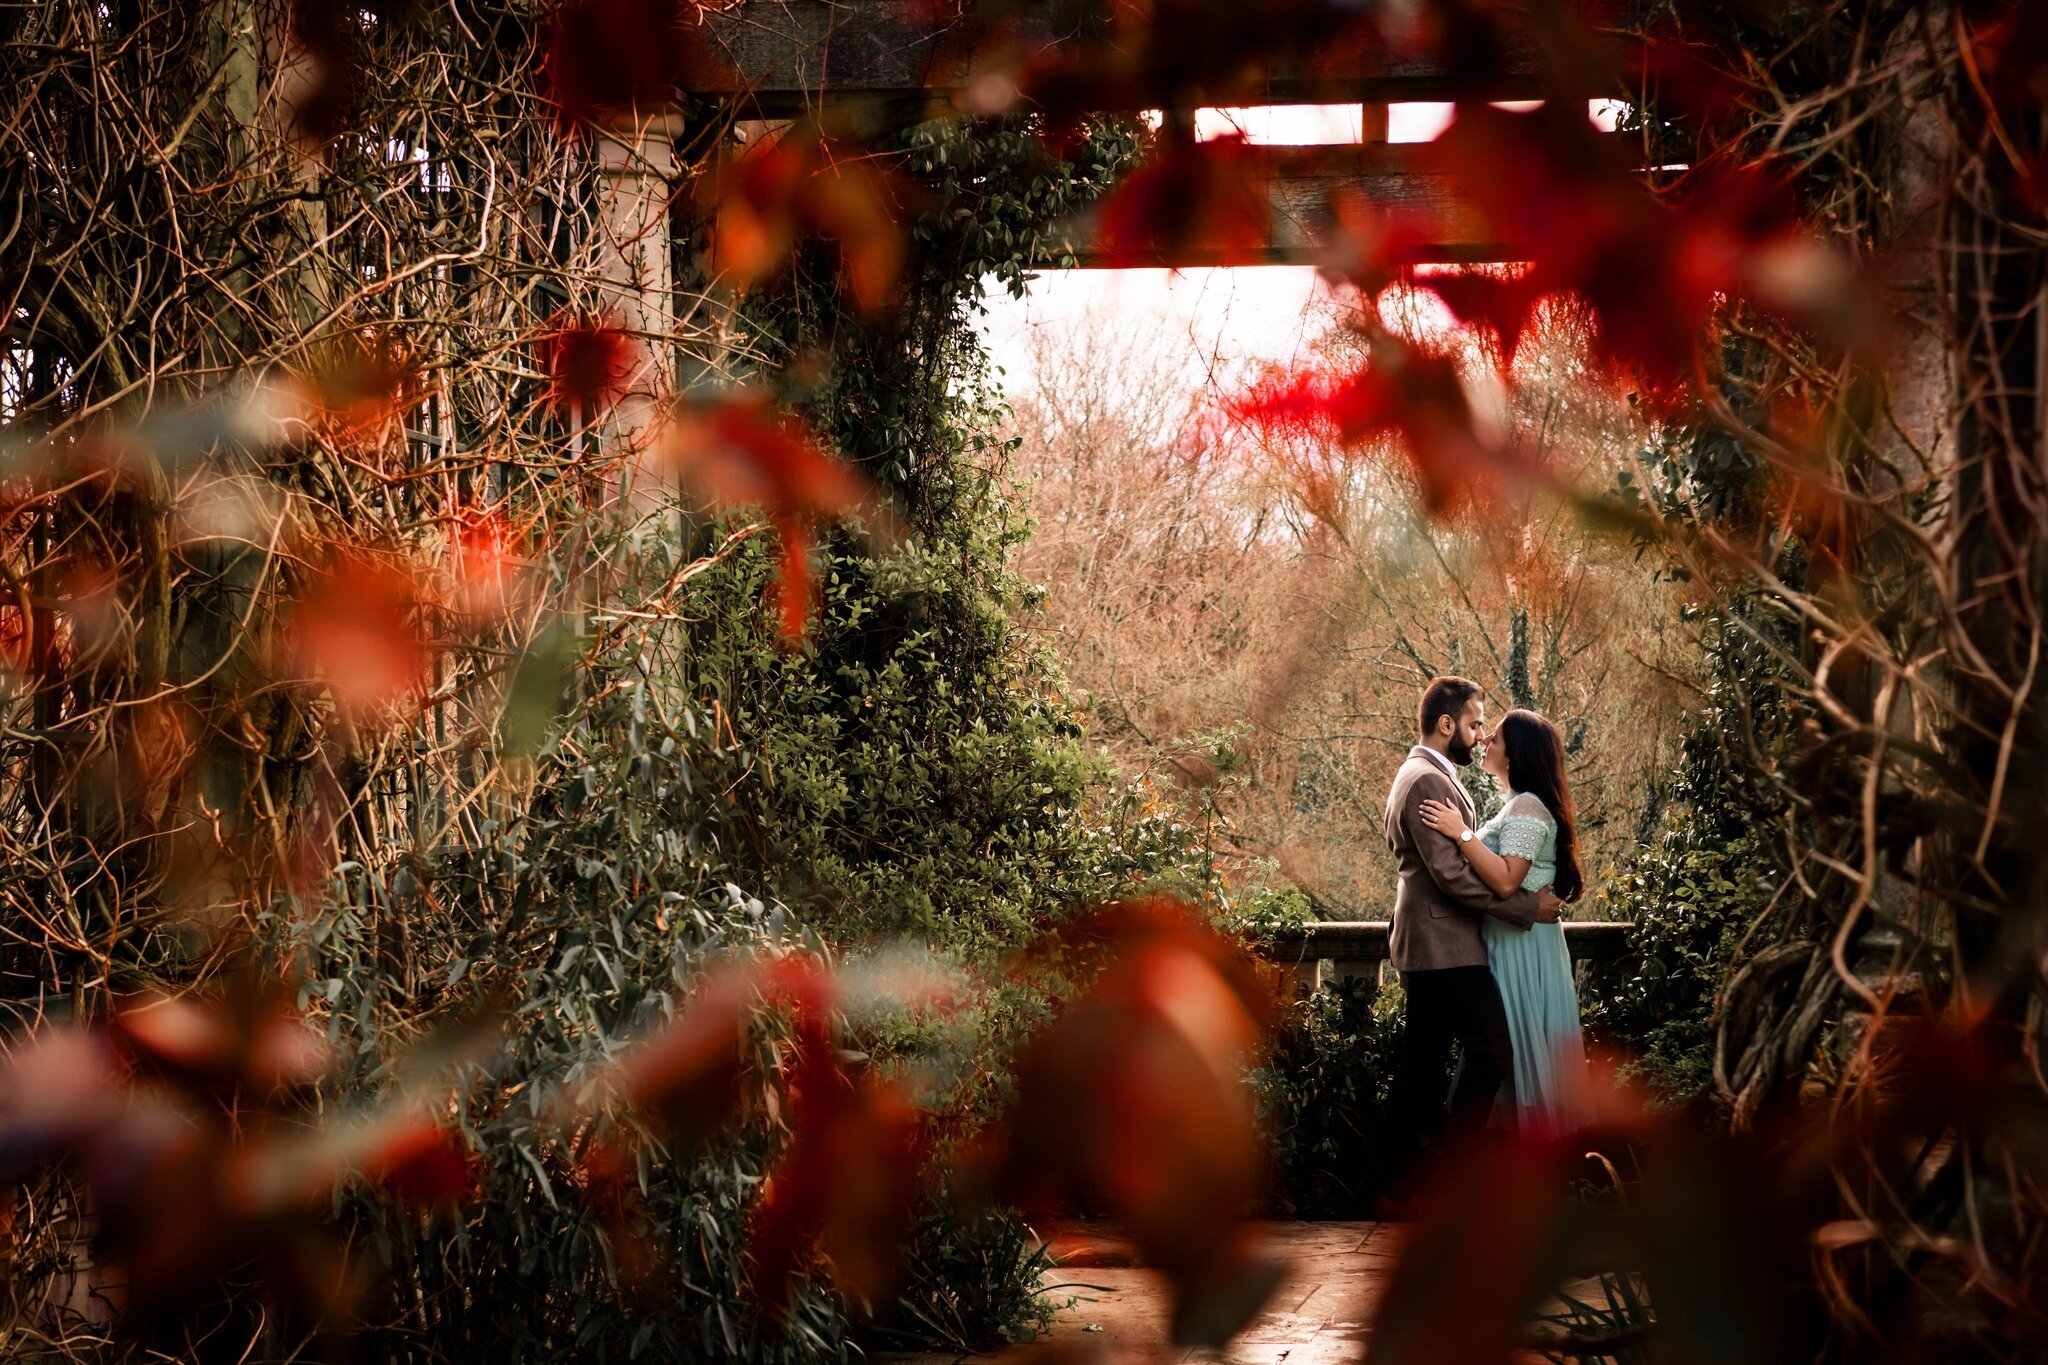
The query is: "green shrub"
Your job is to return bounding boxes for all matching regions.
[1585,592,1805,1107]
[862,1209,1062,1355]
[285,114,1173,1362]
[1220,883,1315,947]
[1252,980,1417,1217]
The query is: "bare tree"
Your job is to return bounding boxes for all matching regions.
[1007,295,1696,914]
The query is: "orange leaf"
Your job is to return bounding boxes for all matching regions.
[447,502,526,620]
[545,0,732,132]
[301,333,426,445]
[988,896,1283,1346]
[539,317,638,416]
[290,548,431,719]
[361,1118,476,1208]
[664,393,886,642]
[1095,132,1271,268]
[1363,1137,1575,1365]
[1229,333,1528,516]
[596,968,752,1149]
[706,129,911,312]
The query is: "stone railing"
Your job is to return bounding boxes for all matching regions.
[1258,920,1634,992]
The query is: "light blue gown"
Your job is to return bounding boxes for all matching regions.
[1478,792,1595,1137]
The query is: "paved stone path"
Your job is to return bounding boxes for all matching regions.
[1033,1222,1395,1365]
[872,1223,1404,1365]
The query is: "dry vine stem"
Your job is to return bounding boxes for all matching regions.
[1635,5,2048,1349]
[0,1,779,1345]
[3,1,734,1000]
[3,0,2048,1357]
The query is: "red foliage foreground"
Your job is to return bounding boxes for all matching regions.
[12,886,2025,1358]
[0,899,1294,1345]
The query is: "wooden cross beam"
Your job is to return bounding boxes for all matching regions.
[690,3,1629,266]
[1037,141,1510,269]
[694,1,1552,116]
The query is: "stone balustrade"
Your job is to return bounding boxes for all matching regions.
[1259,920,1634,993]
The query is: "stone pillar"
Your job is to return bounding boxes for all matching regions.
[590,114,680,509]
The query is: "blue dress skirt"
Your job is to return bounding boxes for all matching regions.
[1477,793,1596,1137]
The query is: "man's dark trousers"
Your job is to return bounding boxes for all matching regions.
[1385,963,1513,1178]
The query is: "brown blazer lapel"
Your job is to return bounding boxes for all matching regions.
[1410,746,1474,822]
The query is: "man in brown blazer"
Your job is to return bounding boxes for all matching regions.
[1382,676,1561,1187]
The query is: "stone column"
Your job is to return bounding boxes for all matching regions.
[590,114,681,509]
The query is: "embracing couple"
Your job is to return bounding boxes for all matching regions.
[1382,675,1594,1185]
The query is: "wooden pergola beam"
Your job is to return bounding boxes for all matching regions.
[687,3,1642,266]
[694,1,1552,118]
[1040,141,1510,269]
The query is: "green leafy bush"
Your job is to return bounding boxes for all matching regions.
[275,115,1177,1362]
[1252,980,1415,1217]
[1585,594,1804,1106]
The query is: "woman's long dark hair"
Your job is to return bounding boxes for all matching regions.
[1500,709,1584,902]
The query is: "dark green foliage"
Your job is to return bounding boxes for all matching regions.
[1221,883,1315,948]
[1586,590,1809,1105]
[1589,383,1819,1106]
[282,553,839,1360]
[698,116,1158,957]
[284,116,1176,1361]
[1252,982,1415,1216]
[863,1210,1062,1354]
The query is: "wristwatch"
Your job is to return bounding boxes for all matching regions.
[1459,829,1474,843]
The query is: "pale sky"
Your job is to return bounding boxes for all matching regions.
[979,265,1335,399]
[976,102,1623,397]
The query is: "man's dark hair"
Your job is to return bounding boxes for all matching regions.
[1418,676,1483,737]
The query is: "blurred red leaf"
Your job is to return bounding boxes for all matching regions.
[1620,31,1747,127]
[1318,189,1443,296]
[112,978,331,1099]
[539,317,638,417]
[1,953,499,1323]
[291,548,431,718]
[0,1030,127,1181]
[663,392,886,642]
[984,896,1283,1347]
[593,967,753,1147]
[1229,331,1526,515]
[282,0,385,146]
[577,1137,668,1298]
[1363,1136,1575,1365]
[565,965,787,1301]
[448,502,525,620]
[1013,0,1388,135]
[1094,132,1271,268]
[302,333,426,445]
[706,128,910,313]
[360,1117,476,1207]
[111,995,238,1078]
[1961,1,2048,114]
[749,1069,929,1314]
[1415,266,1544,366]
[1428,104,1852,397]
[545,0,732,131]
[1878,1002,2022,1137]
[747,957,930,1314]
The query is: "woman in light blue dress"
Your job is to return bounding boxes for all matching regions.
[1416,708,1594,1138]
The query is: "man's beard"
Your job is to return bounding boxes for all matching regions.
[1447,735,1476,766]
